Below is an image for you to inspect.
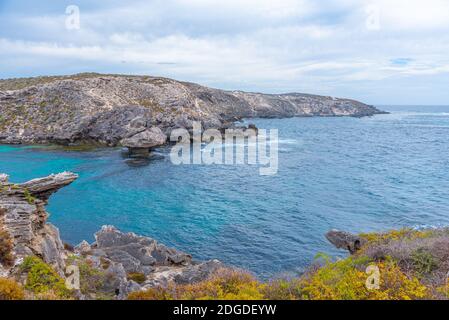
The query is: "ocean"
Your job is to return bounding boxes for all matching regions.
[1,105,449,279]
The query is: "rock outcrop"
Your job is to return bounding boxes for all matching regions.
[120,127,167,157]
[74,226,224,297]
[325,229,366,254]
[0,172,78,274]
[0,172,225,299]
[0,73,385,147]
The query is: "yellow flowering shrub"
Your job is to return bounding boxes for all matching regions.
[360,228,433,244]
[128,256,431,301]
[436,284,449,299]
[298,257,429,300]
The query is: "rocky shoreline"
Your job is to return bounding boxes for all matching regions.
[2,171,449,300]
[0,73,385,151]
[0,172,224,299]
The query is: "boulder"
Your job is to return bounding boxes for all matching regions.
[0,174,8,183]
[325,230,366,254]
[121,127,167,149]
[142,260,225,289]
[75,240,91,255]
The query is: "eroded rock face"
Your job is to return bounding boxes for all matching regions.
[75,226,225,297]
[0,172,78,273]
[92,225,192,274]
[0,74,385,146]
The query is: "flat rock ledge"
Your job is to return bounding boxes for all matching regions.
[0,172,224,299]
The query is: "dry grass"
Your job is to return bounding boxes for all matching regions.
[0,213,14,267]
[0,278,25,300]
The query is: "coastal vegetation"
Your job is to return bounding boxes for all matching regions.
[0,218,14,267]
[127,228,448,300]
[0,278,25,300]
[1,227,448,300]
[19,256,72,299]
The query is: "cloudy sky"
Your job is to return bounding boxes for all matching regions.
[1,0,449,105]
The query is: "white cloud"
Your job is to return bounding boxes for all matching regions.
[374,0,449,30]
[1,0,449,104]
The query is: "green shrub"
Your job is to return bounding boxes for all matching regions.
[20,256,71,299]
[65,257,116,300]
[263,278,303,300]
[78,260,109,294]
[411,248,438,277]
[127,272,146,284]
[23,189,36,204]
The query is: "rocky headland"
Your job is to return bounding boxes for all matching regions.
[0,172,224,300]
[0,73,385,152]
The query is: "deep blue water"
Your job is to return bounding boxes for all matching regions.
[1,105,449,278]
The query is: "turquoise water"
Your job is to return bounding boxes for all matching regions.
[1,106,449,278]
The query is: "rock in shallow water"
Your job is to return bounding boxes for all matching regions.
[325,229,366,254]
[121,127,167,148]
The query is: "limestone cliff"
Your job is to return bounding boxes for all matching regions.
[0,73,385,146]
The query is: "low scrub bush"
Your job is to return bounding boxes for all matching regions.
[360,228,433,244]
[0,226,14,266]
[411,248,439,277]
[20,256,71,299]
[298,256,429,300]
[130,258,431,301]
[128,268,265,300]
[66,255,118,300]
[127,272,146,284]
[0,278,25,300]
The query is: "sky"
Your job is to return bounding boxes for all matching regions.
[1,0,449,105]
